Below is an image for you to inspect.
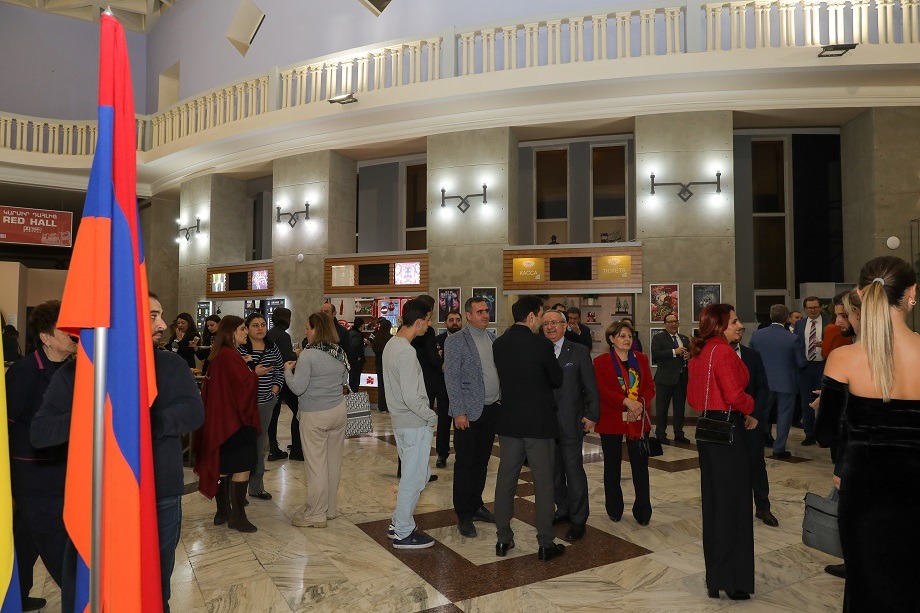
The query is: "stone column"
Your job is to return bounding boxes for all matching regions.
[635,111,736,330]
[427,128,518,329]
[140,196,179,318]
[841,107,920,278]
[272,151,357,335]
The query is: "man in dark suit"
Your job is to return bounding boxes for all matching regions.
[320,302,360,392]
[750,304,805,459]
[731,330,778,527]
[650,312,690,443]
[565,306,593,350]
[411,295,450,468]
[793,296,829,446]
[541,309,599,541]
[435,309,463,468]
[492,296,564,561]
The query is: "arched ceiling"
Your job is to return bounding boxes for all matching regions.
[0,0,177,32]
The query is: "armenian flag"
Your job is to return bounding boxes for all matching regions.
[0,341,22,613]
[57,13,161,612]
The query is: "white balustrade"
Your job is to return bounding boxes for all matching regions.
[0,113,147,156]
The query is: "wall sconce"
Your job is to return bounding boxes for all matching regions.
[328,92,357,105]
[819,43,856,57]
[176,217,200,243]
[650,172,721,202]
[441,184,488,213]
[276,202,310,228]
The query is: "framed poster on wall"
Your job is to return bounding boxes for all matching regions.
[649,283,679,323]
[471,287,497,323]
[650,327,666,349]
[437,288,462,323]
[692,283,721,322]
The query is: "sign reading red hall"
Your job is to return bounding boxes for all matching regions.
[0,206,73,247]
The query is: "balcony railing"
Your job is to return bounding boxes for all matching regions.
[2,0,917,159]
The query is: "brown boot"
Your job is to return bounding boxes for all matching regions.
[228,481,257,533]
[213,478,230,526]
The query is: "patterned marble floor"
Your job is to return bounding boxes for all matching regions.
[26,409,845,612]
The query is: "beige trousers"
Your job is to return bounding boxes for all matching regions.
[298,398,347,522]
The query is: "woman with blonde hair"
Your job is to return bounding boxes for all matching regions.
[817,256,920,611]
[284,311,350,528]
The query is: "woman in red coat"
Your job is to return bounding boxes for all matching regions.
[593,320,655,525]
[194,315,268,533]
[687,304,756,601]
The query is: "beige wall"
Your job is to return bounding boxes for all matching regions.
[25,268,67,306]
[141,196,180,319]
[634,111,736,333]
[0,261,27,352]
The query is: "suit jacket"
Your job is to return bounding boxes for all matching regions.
[569,325,593,350]
[444,326,495,422]
[750,323,805,393]
[552,339,600,440]
[412,327,444,402]
[593,350,654,437]
[651,330,690,385]
[738,344,770,424]
[492,324,563,439]
[794,314,830,365]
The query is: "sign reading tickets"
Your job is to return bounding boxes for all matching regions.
[0,206,73,247]
[596,255,632,280]
[512,257,545,282]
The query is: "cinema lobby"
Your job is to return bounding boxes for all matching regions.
[1,0,919,610]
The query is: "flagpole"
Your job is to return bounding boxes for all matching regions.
[90,326,108,613]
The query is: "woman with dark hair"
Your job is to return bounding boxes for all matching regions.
[371,318,393,412]
[193,314,221,363]
[194,316,268,533]
[238,312,285,501]
[5,300,77,611]
[167,312,200,369]
[593,320,655,525]
[686,304,757,601]
[816,256,920,611]
[284,312,350,528]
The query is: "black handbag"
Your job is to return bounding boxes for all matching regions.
[639,399,664,457]
[802,488,843,558]
[694,347,735,445]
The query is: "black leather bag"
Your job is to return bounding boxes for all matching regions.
[802,488,843,558]
[694,347,735,445]
[639,400,664,457]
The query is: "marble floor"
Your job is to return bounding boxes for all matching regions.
[27,409,845,612]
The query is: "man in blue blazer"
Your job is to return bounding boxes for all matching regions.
[444,297,499,538]
[750,304,806,458]
[792,297,828,446]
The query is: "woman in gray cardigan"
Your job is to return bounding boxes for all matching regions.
[284,311,350,528]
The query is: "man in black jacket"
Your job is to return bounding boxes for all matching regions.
[435,310,462,468]
[31,292,204,612]
[320,302,359,392]
[412,295,450,466]
[492,295,565,561]
[266,307,297,461]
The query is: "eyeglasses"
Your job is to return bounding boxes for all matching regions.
[665,319,680,324]
[542,321,564,327]
[806,306,822,310]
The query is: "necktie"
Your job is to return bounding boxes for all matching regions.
[808,319,817,360]
[672,335,679,348]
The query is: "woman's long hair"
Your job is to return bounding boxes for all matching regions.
[858,256,917,401]
[174,312,200,342]
[689,304,735,358]
[209,315,244,362]
[307,312,339,345]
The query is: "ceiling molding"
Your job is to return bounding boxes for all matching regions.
[0,0,177,31]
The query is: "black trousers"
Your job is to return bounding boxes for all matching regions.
[743,422,770,512]
[14,494,66,597]
[553,436,590,525]
[435,390,451,459]
[494,436,556,547]
[600,434,651,523]
[655,371,688,438]
[268,385,301,453]
[698,414,755,594]
[374,360,387,411]
[452,403,498,520]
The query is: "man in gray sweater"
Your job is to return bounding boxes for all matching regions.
[383,298,438,549]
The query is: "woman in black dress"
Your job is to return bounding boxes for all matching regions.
[167,312,200,369]
[818,256,920,611]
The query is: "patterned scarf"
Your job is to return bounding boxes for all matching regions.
[611,348,644,440]
[306,341,351,371]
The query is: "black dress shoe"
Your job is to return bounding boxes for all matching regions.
[657,436,670,445]
[435,456,447,468]
[22,596,47,612]
[825,563,846,578]
[428,474,438,482]
[249,490,273,500]
[801,436,816,446]
[674,435,691,444]
[458,518,477,538]
[756,509,779,527]
[538,543,566,561]
[764,434,775,447]
[288,449,305,461]
[473,506,495,523]
[551,514,570,525]
[496,540,515,557]
[726,591,750,600]
[772,451,791,459]
[707,588,719,599]
[563,524,585,541]
[608,513,622,522]
[267,449,288,461]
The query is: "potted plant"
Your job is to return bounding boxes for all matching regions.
[584,294,600,306]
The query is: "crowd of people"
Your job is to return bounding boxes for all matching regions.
[4,254,918,610]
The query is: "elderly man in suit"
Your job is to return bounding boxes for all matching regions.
[444,297,499,538]
[541,309,599,542]
[793,296,828,446]
[650,312,691,444]
[751,304,806,459]
[730,326,778,527]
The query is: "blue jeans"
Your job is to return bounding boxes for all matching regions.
[391,426,433,540]
[157,495,182,612]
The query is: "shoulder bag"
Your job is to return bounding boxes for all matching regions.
[802,488,843,558]
[344,388,373,437]
[639,398,664,457]
[694,345,734,445]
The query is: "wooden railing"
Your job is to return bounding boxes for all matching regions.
[2,1,917,159]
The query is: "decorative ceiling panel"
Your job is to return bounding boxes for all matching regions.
[0,0,178,31]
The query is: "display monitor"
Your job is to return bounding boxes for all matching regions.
[549,256,593,281]
[228,271,249,291]
[358,263,390,285]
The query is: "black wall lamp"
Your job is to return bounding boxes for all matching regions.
[176,217,200,242]
[650,172,721,202]
[277,202,310,228]
[441,184,488,213]
[819,43,857,57]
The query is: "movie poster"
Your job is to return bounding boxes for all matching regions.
[649,283,678,323]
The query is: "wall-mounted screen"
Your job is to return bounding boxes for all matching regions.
[394,262,421,285]
[211,273,227,293]
[251,269,269,290]
[332,265,356,287]
[228,271,249,291]
[549,257,592,281]
[359,263,390,285]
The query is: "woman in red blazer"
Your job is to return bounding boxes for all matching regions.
[686,304,756,601]
[593,320,655,526]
